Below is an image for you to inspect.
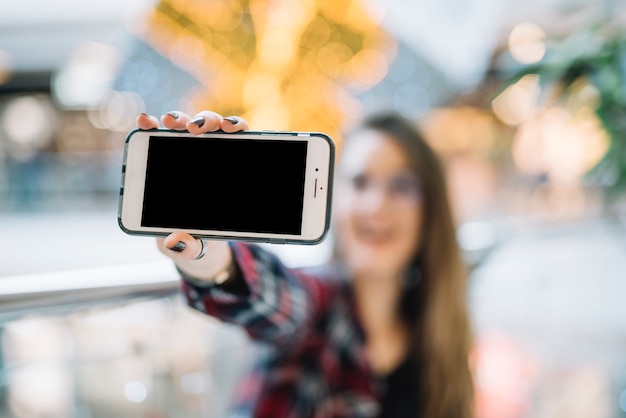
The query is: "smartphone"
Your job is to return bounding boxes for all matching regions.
[118,128,335,244]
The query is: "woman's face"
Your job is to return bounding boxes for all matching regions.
[333,129,424,279]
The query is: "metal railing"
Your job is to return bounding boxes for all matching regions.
[0,260,181,321]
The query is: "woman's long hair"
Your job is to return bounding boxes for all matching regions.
[343,111,474,418]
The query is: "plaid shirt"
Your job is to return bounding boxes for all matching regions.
[181,242,383,418]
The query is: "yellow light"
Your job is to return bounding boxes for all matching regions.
[189,0,243,31]
[257,28,298,69]
[316,42,354,77]
[273,0,316,28]
[420,107,499,153]
[508,22,546,65]
[243,72,281,108]
[301,16,332,49]
[349,48,390,88]
[246,102,291,130]
[512,106,609,183]
[142,0,396,142]
[345,0,384,30]
[492,75,540,126]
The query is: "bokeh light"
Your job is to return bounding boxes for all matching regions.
[512,106,609,184]
[52,42,121,109]
[492,74,540,126]
[86,90,145,132]
[8,363,72,417]
[508,22,546,65]
[124,381,148,403]
[1,95,56,161]
[137,0,397,142]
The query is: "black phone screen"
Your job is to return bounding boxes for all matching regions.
[141,136,308,235]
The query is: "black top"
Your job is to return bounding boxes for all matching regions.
[379,352,421,418]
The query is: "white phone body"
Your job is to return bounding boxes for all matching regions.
[118,129,334,244]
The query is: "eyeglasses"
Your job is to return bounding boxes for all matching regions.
[340,172,422,205]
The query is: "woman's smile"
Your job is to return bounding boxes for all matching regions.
[355,221,396,246]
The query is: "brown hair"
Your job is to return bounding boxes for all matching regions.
[344,111,474,418]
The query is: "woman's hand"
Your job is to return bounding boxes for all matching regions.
[136,110,249,133]
[156,232,234,282]
[137,110,250,282]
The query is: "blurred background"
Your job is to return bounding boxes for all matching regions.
[1,0,626,417]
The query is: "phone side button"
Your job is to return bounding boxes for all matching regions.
[269,239,286,244]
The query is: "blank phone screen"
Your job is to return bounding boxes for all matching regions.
[141,136,308,235]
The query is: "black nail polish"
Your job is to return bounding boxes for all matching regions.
[191,116,205,128]
[224,116,239,125]
[168,241,186,253]
[166,111,180,120]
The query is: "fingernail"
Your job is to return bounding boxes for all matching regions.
[140,112,149,117]
[166,111,180,120]
[190,116,205,128]
[224,116,239,125]
[168,241,186,253]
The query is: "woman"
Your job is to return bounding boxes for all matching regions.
[137,110,474,418]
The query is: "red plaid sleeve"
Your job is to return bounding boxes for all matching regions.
[181,242,331,346]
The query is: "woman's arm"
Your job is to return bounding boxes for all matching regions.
[181,242,321,346]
